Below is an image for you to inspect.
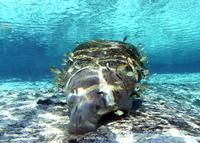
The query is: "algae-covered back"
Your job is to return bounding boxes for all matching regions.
[51,40,149,90]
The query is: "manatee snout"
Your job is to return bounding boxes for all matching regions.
[67,101,100,134]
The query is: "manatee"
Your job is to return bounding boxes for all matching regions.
[51,40,149,134]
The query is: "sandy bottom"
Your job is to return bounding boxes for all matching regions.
[0,73,200,143]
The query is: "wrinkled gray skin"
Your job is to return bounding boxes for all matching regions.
[65,68,118,134]
[61,40,147,134]
[66,69,102,134]
[67,94,102,134]
[65,67,134,134]
[50,40,147,134]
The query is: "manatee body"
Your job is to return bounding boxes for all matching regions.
[51,40,148,134]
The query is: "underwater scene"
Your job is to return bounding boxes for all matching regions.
[0,0,200,142]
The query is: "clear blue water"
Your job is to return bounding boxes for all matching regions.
[0,0,200,142]
[1,0,200,78]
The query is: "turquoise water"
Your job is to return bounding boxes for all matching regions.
[0,0,200,142]
[1,0,200,76]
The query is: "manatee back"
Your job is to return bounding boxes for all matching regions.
[73,40,142,67]
[52,40,148,93]
[70,40,148,111]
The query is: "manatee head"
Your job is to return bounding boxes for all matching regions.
[65,67,118,134]
[66,88,111,134]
